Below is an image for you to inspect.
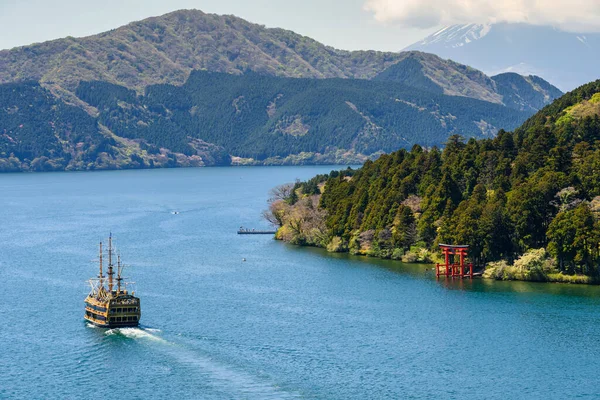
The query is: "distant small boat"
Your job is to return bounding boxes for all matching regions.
[172,211,179,215]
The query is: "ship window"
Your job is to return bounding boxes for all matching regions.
[110,317,115,322]
[118,308,122,313]
[128,308,133,312]
[116,317,121,322]
[111,309,116,313]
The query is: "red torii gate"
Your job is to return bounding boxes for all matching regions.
[436,244,473,279]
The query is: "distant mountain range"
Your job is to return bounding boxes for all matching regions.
[0,10,563,171]
[405,23,600,92]
[373,52,561,113]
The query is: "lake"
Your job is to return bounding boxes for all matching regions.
[1,166,600,399]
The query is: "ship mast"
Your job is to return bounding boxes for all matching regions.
[98,242,105,286]
[117,253,123,294]
[107,233,114,293]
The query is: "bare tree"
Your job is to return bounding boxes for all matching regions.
[262,200,289,227]
[268,183,295,203]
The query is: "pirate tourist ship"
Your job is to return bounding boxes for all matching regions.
[84,234,141,328]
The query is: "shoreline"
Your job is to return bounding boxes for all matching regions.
[276,237,599,286]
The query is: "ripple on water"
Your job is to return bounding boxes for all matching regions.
[95,326,303,399]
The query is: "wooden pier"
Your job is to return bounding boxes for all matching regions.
[237,227,277,235]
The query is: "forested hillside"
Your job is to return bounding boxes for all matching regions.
[75,70,531,163]
[491,73,564,112]
[373,53,562,111]
[0,82,102,171]
[0,67,559,171]
[272,80,600,282]
[372,52,561,109]
[0,82,230,171]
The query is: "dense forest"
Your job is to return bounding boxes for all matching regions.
[0,68,543,171]
[0,82,107,171]
[271,80,600,282]
[76,70,533,162]
[0,82,230,172]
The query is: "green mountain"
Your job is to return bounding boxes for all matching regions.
[0,81,230,172]
[75,70,532,162]
[0,9,403,95]
[373,52,562,111]
[0,71,532,171]
[0,9,563,171]
[492,72,564,112]
[0,10,560,108]
[272,80,600,280]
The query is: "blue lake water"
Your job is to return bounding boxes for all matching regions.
[1,166,600,399]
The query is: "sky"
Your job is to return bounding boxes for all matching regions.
[1,0,598,52]
[365,0,600,33]
[0,0,434,52]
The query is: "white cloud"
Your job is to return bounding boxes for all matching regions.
[363,0,600,32]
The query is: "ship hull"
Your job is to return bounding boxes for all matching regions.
[84,294,141,328]
[84,316,139,328]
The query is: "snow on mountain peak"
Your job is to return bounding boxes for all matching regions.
[404,22,600,91]
[415,24,492,48]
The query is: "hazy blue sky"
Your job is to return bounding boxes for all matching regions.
[0,0,436,51]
